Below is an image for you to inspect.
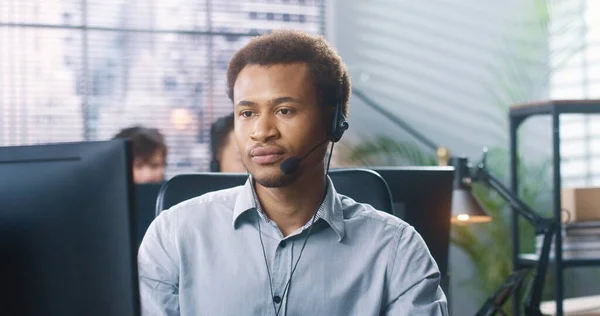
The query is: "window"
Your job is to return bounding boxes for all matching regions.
[0,0,326,177]
[163,76,178,91]
[551,0,600,187]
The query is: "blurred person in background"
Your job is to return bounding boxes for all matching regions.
[114,126,168,184]
[209,113,246,173]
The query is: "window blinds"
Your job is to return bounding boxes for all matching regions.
[0,0,325,177]
[549,0,600,186]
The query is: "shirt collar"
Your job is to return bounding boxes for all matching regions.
[232,176,346,242]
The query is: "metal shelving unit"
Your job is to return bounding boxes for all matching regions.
[509,99,600,316]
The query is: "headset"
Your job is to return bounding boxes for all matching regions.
[329,74,349,143]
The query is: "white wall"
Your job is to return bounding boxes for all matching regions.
[330,0,551,161]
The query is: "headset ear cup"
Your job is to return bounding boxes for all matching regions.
[331,118,348,143]
[337,119,349,142]
[330,98,348,143]
[330,76,348,143]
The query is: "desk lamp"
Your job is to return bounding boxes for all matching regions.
[353,88,557,315]
[351,88,491,223]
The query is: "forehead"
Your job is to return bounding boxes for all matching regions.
[233,63,313,101]
[135,150,165,164]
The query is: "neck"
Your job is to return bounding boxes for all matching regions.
[255,164,327,237]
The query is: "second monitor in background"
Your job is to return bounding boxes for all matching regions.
[370,166,453,293]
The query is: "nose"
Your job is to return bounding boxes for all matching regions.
[250,113,279,143]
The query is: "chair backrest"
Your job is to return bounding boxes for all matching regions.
[155,168,393,216]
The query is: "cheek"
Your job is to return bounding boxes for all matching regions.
[291,118,327,144]
[233,128,247,152]
[132,167,148,182]
[222,143,238,158]
[134,166,148,174]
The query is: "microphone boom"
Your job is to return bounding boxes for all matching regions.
[279,140,328,174]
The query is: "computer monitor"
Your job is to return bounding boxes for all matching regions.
[370,167,453,282]
[0,140,140,316]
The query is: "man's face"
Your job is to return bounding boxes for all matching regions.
[219,131,246,173]
[233,63,328,188]
[133,150,165,184]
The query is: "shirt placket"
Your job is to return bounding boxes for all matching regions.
[269,223,294,316]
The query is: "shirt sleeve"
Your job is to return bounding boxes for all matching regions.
[383,225,449,316]
[137,211,180,316]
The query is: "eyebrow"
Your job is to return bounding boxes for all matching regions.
[236,100,257,107]
[235,96,302,107]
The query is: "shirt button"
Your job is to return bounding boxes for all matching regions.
[273,295,282,304]
[279,241,287,248]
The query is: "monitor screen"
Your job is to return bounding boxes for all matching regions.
[370,166,453,279]
[0,140,139,316]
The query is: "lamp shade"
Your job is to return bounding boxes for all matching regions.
[451,156,492,224]
[451,187,492,224]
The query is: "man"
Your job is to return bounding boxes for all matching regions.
[138,30,448,315]
[210,113,246,173]
[114,126,167,184]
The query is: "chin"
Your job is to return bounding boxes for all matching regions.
[250,168,297,188]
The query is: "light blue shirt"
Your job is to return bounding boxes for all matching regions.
[138,177,448,315]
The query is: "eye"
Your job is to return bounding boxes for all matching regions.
[277,108,293,115]
[239,110,253,118]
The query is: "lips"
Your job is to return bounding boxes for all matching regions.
[250,146,285,165]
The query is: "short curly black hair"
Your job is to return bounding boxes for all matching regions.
[227,30,350,117]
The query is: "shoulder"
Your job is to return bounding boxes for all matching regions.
[339,194,410,234]
[151,185,243,231]
[338,194,432,261]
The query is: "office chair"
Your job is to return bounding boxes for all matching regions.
[155,168,393,216]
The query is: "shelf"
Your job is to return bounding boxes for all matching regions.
[541,295,600,315]
[509,99,600,122]
[509,99,600,316]
[517,253,600,268]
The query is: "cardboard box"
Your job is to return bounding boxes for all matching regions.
[562,187,600,223]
